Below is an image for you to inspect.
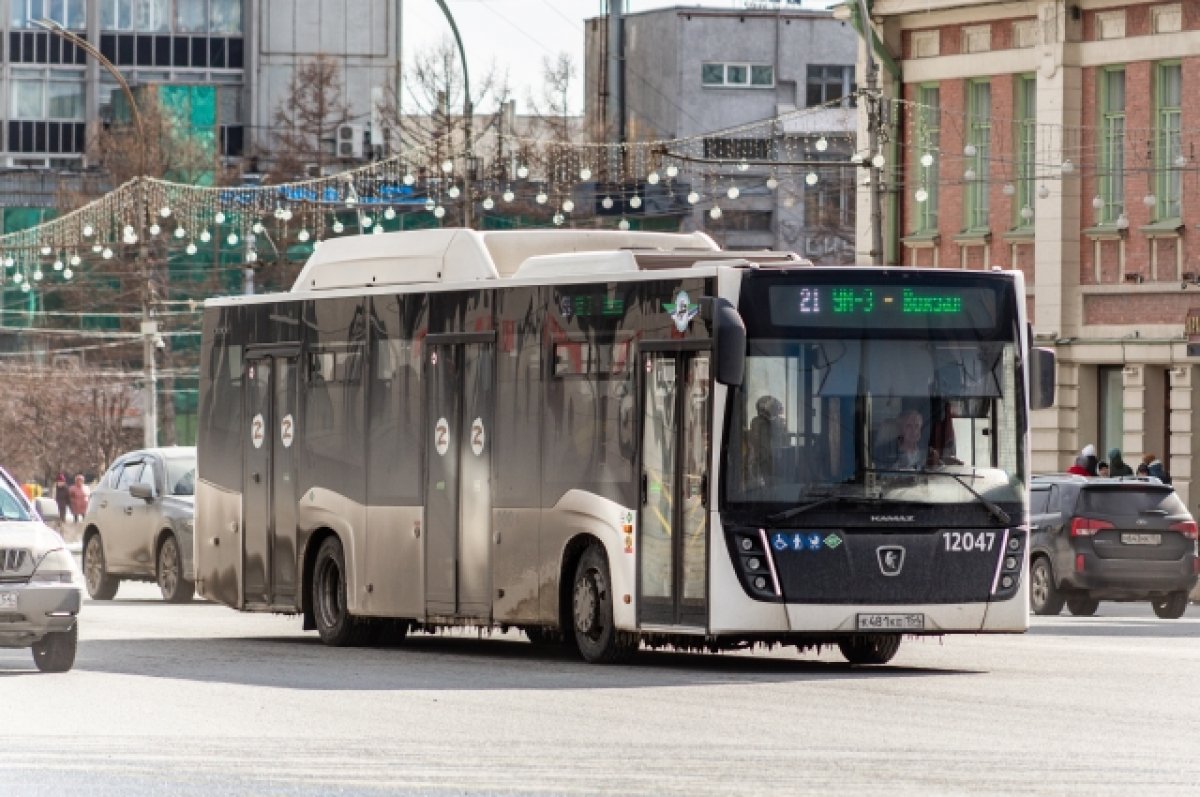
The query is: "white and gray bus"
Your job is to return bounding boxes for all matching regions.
[196,228,1054,664]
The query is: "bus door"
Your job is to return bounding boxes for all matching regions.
[424,334,495,620]
[639,349,711,627]
[242,350,299,608]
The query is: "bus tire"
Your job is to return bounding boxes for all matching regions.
[312,536,369,646]
[571,544,636,664]
[837,634,901,665]
[83,533,119,601]
[1030,557,1064,616]
[157,533,195,603]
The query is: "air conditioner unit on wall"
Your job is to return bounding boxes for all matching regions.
[336,123,364,160]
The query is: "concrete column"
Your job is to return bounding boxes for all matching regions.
[1169,365,1194,506]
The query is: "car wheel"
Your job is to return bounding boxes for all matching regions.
[312,536,369,646]
[1151,591,1189,620]
[837,634,902,665]
[571,543,636,664]
[83,533,119,601]
[32,624,78,673]
[1066,595,1100,616]
[1030,557,1064,616]
[157,534,195,603]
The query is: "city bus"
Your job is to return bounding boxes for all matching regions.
[196,227,1054,665]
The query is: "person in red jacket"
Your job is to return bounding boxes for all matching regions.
[67,474,90,522]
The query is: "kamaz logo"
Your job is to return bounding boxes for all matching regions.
[871,515,915,523]
[877,546,906,577]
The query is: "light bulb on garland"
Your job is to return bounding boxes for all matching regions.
[805,172,818,186]
[562,199,575,213]
[816,137,829,152]
[666,165,678,178]
[92,244,102,253]
[174,227,186,238]
[447,186,460,199]
[13,272,22,283]
[53,259,63,271]
[618,218,630,231]
[503,189,515,203]
[726,187,739,200]
[160,206,171,217]
[298,229,310,242]
[253,221,265,234]
[200,230,212,243]
[424,198,436,211]
[1092,195,1104,210]
[33,268,42,281]
[149,223,161,236]
[709,206,723,220]
[601,196,613,209]
[333,220,345,233]
[553,213,564,226]
[687,191,699,205]
[227,232,239,245]
[915,188,929,203]
[373,224,384,234]
[434,206,446,219]
[766,176,778,191]
[920,153,934,168]
[482,197,495,210]
[186,242,198,255]
[214,211,225,224]
[517,165,529,179]
[580,167,592,180]
[536,192,548,204]
[403,173,415,185]
[69,255,81,266]
[40,245,51,256]
[647,172,660,185]
[362,216,373,228]
[82,225,93,237]
[737,161,749,172]
[280,208,292,222]
[19,281,29,293]
[102,247,113,259]
[441,159,454,173]
[63,267,73,280]
[384,207,396,220]
[1002,183,1016,196]
[628,195,641,209]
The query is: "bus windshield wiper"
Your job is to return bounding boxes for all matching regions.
[767,493,841,523]
[868,468,1011,525]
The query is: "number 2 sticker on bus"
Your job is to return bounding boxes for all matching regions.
[251,413,265,449]
[434,417,450,456]
[470,417,486,456]
[280,414,295,448]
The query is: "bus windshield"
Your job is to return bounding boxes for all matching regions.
[723,335,1025,513]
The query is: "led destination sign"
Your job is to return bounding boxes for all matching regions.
[768,284,998,330]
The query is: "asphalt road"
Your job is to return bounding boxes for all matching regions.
[3,580,1199,796]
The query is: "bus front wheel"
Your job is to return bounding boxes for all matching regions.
[571,544,636,664]
[312,536,368,646]
[837,634,901,665]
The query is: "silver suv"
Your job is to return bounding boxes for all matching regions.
[0,467,82,672]
[82,446,196,602]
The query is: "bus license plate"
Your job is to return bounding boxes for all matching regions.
[1120,532,1161,546]
[856,613,924,631]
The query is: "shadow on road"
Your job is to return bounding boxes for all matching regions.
[59,633,979,690]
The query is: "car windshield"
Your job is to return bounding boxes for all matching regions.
[0,478,32,521]
[165,457,196,496]
[723,336,1025,513]
[1079,488,1187,515]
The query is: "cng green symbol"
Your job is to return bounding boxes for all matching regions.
[824,533,843,550]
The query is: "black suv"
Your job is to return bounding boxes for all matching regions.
[1029,475,1199,618]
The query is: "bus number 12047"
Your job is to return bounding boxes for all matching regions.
[944,531,997,552]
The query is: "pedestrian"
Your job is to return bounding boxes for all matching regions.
[68,474,90,522]
[1137,461,1150,477]
[1081,444,1099,477]
[1143,453,1172,485]
[1067,453,1090,476]
[1108,448,1133,477]
[1098,461,1109,477]
[53,472,69,523]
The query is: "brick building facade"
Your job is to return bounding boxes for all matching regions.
[856,0,1200,502]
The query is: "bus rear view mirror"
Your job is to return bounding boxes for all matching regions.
[1030,347,1056,410]
[713,298,745,387]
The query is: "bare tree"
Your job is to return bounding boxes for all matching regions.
[269,53,354,182]
[526,53,577,143]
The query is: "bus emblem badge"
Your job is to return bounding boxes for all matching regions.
[877,546,906,577]
[663,290,700,333]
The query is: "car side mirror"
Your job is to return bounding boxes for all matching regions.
[129,483,155,502]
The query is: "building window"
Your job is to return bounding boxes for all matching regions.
[806,65,854,107]
[11,0,85,29]
[914,84,939,233]
[1154,61,1182,221]
[962,25,991,54]
[702,138,771,160]
[1014,74,1036,227]
[1099,67,1125,225]
[964,79,991,231]
[701,63,773,88]
[10,69,85,120]
[1099,366,1124,461]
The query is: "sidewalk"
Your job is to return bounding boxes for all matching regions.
[50,518,84,554]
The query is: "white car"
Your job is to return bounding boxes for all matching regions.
[0,468,83,672]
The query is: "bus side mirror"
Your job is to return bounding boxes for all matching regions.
[1030,347,1056,410]
[712,298,745,386]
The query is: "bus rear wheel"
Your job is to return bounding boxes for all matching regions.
[571,544,636,664]
[312,536,369,646]
[837,634,901,665]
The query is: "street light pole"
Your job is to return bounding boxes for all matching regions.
[433,0,473,228]
[35,18,158,446]
[854,0,884,266]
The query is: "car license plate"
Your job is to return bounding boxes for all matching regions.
[1120,532,1161,546]
[856,613,924,631]
[0,592,16,609]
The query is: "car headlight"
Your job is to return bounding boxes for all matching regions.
[30,547,81,585]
